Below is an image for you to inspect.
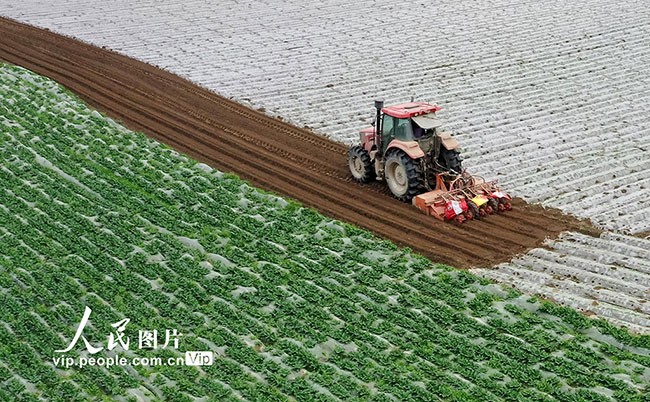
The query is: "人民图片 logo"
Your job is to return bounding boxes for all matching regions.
[52,306,212,368]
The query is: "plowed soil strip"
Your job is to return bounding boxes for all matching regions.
[0,17,599,268]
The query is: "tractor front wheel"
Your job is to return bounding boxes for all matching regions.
[348,146,376,183]
[384,149,424,202]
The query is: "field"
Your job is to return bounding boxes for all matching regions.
[2,0,650,333]
[2,62,650,402]
[2,1,650,400]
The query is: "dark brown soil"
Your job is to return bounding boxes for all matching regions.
[0,17,600,268]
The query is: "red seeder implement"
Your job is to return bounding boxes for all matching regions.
[413,172,511,223]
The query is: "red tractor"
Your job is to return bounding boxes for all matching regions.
[348,100,511,223]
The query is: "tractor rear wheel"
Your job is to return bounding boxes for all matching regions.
[384,149,424,202]
[439,148,463,174]
[348,146,376,183]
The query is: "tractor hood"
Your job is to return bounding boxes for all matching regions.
[412,113,443,129]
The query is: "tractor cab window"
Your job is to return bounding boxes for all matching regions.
[393,118,413,141]
[412,120,426,139]
[412,123,436,139]
[411,113,442,139]
[382,115,394,138]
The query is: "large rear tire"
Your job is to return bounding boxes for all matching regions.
[384,149,424,202]
[348,146,376,183]
[439,148,463,174]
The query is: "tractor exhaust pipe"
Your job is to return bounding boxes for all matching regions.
[375,99,384,156]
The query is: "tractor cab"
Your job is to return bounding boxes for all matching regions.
[379,102,462,173]
[380,102,442,148]
[381,113,440,143]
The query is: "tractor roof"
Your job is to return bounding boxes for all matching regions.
[382,102,442,119]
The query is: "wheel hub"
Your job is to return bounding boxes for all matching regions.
[386,159,409,196]
[394,165,407,186]
[353,157,363,172]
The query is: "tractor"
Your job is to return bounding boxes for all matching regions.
[348,100,511,223]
